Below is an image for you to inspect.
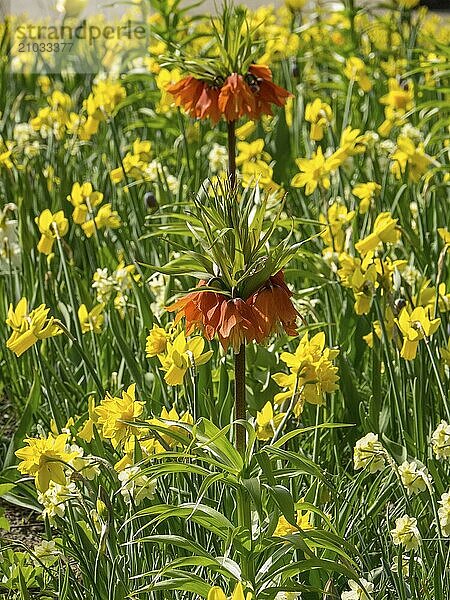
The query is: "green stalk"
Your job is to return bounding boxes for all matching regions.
[341,79,354,133]
[56,319,104,397]
[227,120,237,189]
[423,335,450,420]
[55,233,83,344]
[234,347,246,455]
[374,296,406,445]
[34,348,59,428]
[177,108,192,182]
[55,232,95,393]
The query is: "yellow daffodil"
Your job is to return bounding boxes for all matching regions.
[241,161,274,188]
[320,202,355,253]
[396,306,440,360]
[235,121,256,140]
[6,297,62,357]
[255,401,285,440]
[110,139,152,184]
[149,405,194,448]
[335,126,368,161]
[16,433,78,492]
[156,68,182,112]
[208,582,251,600]
[291,147,340,195]
[115,405,194,470]
[78,303,104,334]
[304,98,333,141]
[208,587,227,600]
[236,139,271,166]
[67,182,103,224]
[379,78,414,136]
[438,228,450,246]
[391,135,431,182]
[338,253,378,314]
[352,182,381,214]
[78,396,98,442]
[35,209,69,255]
[274,332,339,415]
[415,281,450,313]
[145,325,170,357]
[344,57,372,92]
[95,384,144,447]
[338,252,405,315]
[82,204,121,238]
[85,80,126,121]
[274,504,313,536]
[0,146,13,170]
[80,80,126,140]
[158,332,213,386]
[355,212,400,255]
[285,0,307,11]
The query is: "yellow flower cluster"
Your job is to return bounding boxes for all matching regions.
[114,404,194,471]
[379,79,414,137]
[305,98,333,142]
[16,434,77,492]
[35,209,69,256]
[291,127,368,195]
[81,80,126,139]
[320,202,355,255]
[255,401,285,441]
[78,304,105,334]
[110,139,153,184]
[146,327,212,386]
[67,182,121,238]
[6,297,62,357]
[336,213,404,315]
[30,90,76,141]
[273,503,313,536]
[344,57,372,92]
[95,384,144,448]
[236,139,276,190]
[273,332,339,416]
[391,135,431,183]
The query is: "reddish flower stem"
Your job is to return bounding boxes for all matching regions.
[227,118,246,453]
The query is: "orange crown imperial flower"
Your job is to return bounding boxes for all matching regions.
[168,65,292,124]
[166,271,298,352]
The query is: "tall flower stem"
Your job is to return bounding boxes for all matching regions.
[227,118,245,453]
[234,347,246,455]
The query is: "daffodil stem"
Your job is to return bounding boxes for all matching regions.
[341,78,354,133]
[424,336,450,421]
[34,348,59,429]
[234,346,246,455]
[227,120,237,189]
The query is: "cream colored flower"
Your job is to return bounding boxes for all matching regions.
[391,515,421,550]
[398,461,429,495]
[353,433,386,473]
[438,491,450,536]
[431,421,450,458]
